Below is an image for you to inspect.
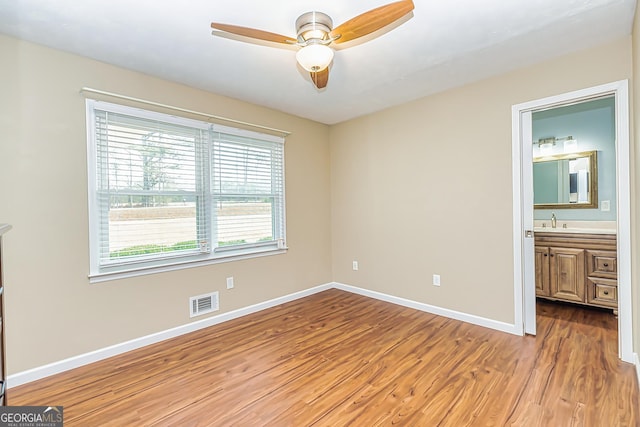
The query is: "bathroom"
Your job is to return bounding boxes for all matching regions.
[532,96,618,315]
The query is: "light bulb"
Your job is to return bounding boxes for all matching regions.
[296,44,334,72]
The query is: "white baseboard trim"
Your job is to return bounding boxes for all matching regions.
[332,282,520,335]
[8,283,332,388]
[8,281,532,387]
[635,353,640,388]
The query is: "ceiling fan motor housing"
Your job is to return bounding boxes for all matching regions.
[296,11,333,44]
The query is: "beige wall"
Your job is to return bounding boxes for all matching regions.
[330,38,633,324]
[0,35,333,374]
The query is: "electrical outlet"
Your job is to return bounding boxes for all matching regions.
[226,276,234,289]
[601,200,610,212]
[352,261,359,271]
[432,274,441,286]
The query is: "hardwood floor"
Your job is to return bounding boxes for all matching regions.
[9,289,639,426]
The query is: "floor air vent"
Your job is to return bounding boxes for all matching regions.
[189,291,219,318]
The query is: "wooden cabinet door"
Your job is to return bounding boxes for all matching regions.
[549,247,585,302]
[535,246,550,296]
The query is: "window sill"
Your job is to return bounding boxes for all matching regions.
[89,247,288,284]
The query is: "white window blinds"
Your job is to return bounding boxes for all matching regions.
[87,100,286,280]
[212,133,285,250]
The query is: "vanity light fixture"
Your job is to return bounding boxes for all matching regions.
[562,136,578,152]
[536,135,577,153]
[537,137,556,151]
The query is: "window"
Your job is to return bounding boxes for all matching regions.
[86,100,286,281]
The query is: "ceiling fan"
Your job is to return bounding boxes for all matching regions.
[211,0,415,89]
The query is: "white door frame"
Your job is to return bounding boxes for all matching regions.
[511,80,632,363]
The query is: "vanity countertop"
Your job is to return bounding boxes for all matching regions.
[534,220,616,235]
[534,227,616,235]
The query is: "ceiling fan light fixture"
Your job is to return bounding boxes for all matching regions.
[296,43,334,72]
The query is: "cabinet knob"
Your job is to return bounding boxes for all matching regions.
[603,291,609,295]
[603,263,609,267]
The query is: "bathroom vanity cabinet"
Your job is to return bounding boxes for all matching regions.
[535,231,617,311]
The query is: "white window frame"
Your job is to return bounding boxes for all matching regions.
[86,100,287,283]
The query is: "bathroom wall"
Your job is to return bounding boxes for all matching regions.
[532,96,616,221]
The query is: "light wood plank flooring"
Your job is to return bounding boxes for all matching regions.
[9,289,639,426]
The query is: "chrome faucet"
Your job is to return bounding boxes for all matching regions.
[551,212,557,229]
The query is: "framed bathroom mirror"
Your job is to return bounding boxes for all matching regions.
[533,150,598,209]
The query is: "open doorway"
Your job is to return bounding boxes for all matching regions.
[511,80,632,363]
[532,96,618,332]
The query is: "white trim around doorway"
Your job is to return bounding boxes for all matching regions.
[511,80,633,363]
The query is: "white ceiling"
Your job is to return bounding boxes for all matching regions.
[0,0,636,124]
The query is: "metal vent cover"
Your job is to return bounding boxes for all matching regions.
[189,291,219,318]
